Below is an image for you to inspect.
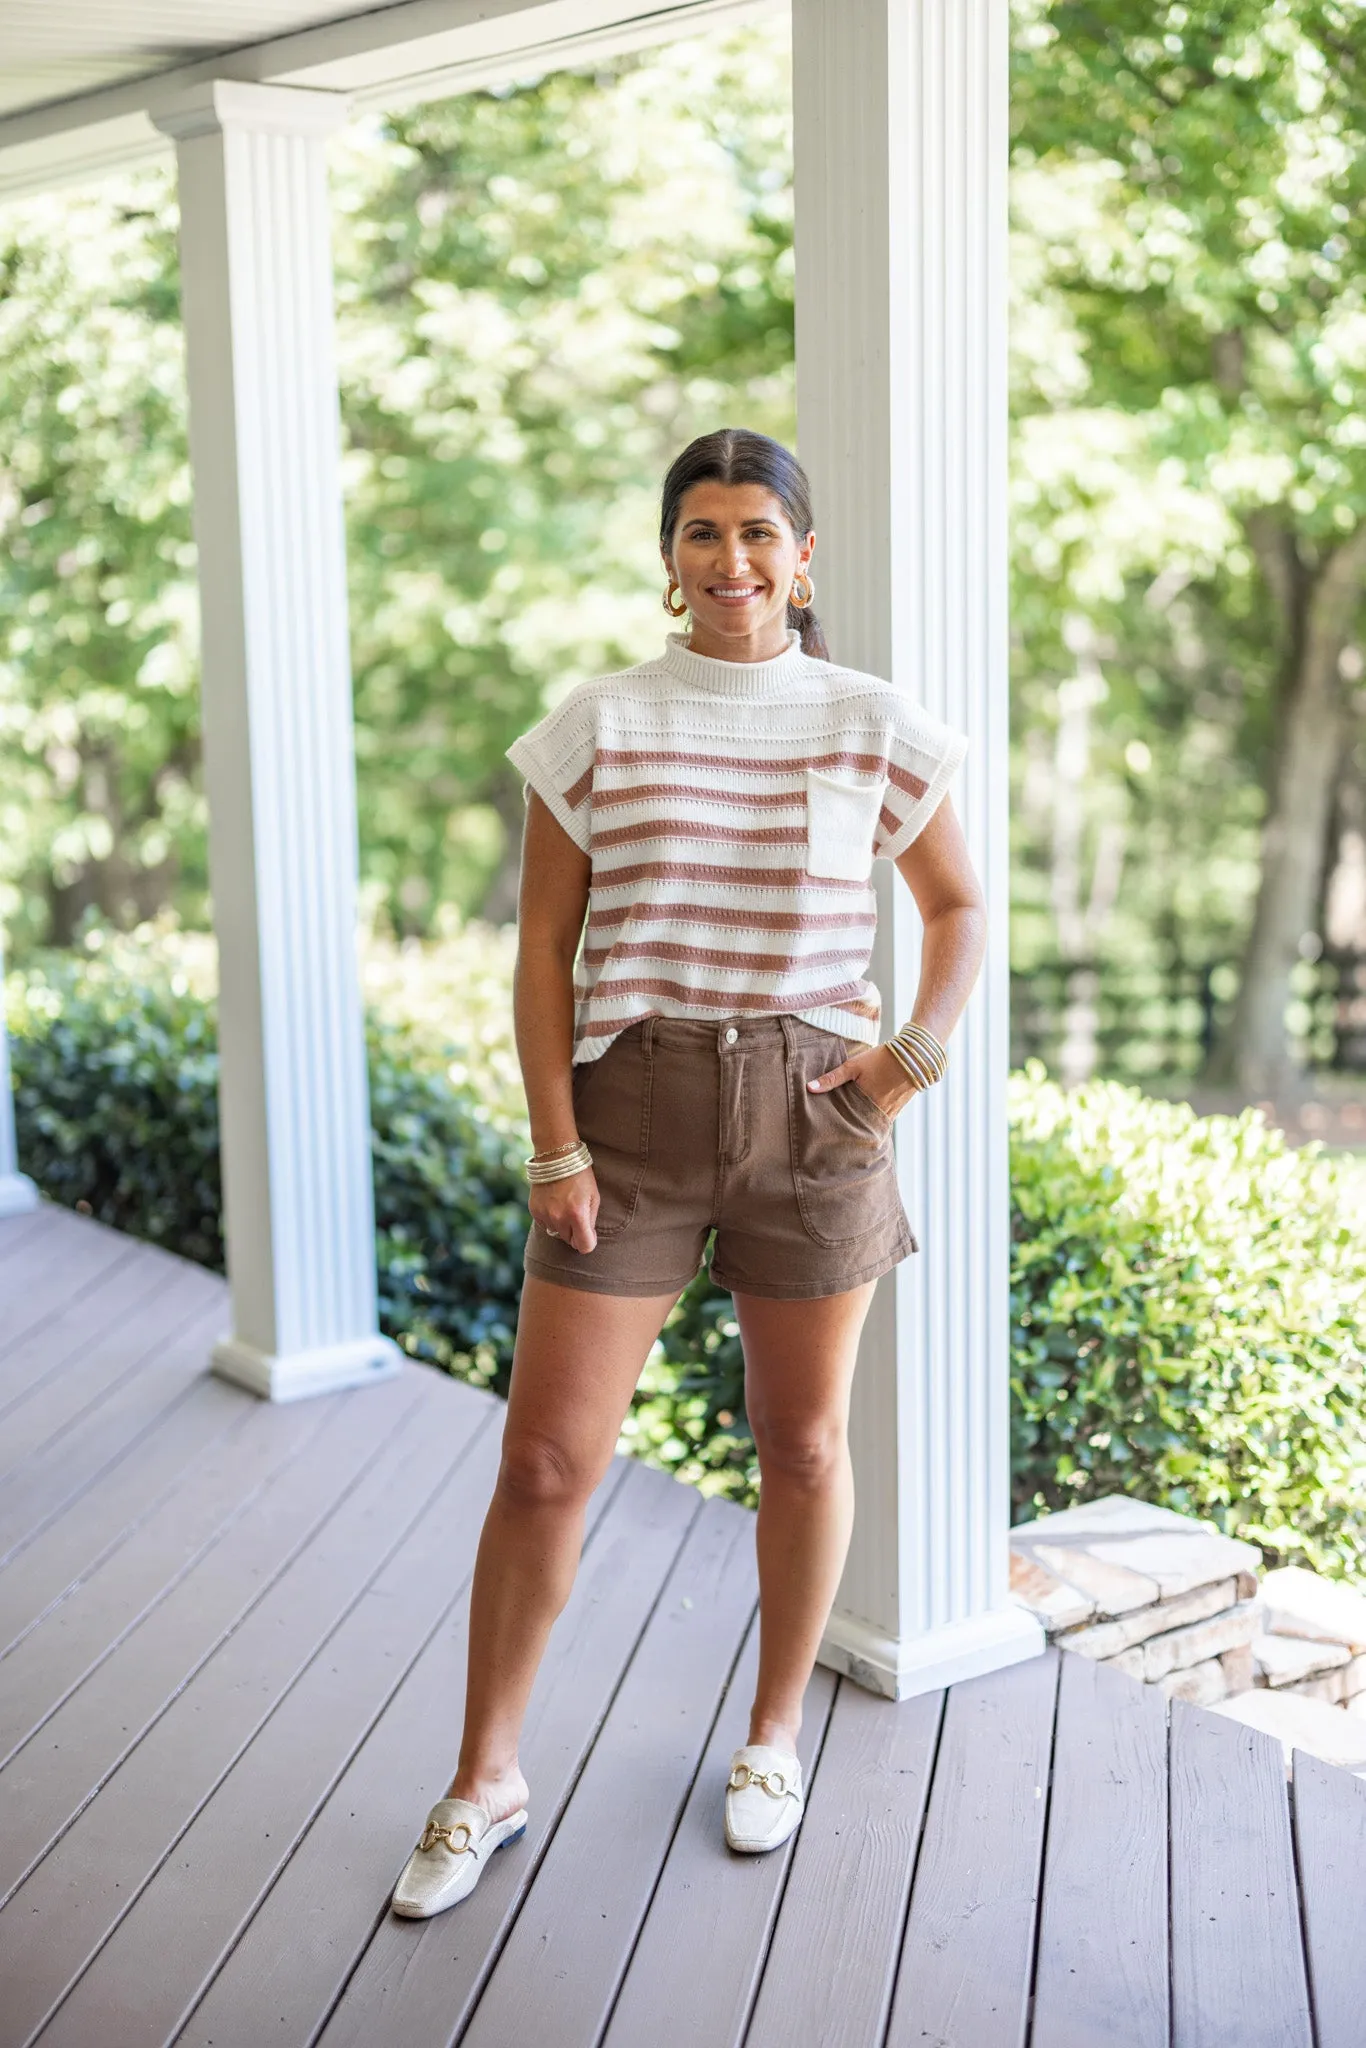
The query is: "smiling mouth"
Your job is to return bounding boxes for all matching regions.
[706,585,763,602]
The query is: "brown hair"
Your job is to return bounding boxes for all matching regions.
[659,428,829,660]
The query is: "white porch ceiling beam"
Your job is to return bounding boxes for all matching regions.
[795,0,1043,1698]
[0,0,776,199]
[154,80,401,1401]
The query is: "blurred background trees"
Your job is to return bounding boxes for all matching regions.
[2,3,1365,1101]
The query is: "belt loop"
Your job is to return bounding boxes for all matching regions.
[777,1014,798,1056]
[642,1015,656,1057]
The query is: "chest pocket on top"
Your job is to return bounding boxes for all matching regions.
[804,767,886,883]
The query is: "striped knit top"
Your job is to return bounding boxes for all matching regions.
[505,630,969,1064]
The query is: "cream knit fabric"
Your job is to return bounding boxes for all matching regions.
[506,631,969,1063]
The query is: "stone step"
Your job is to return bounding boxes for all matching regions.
[1253,1632,1351,1689]
[1259,1565,1366,1652]
[1210,1688,1366,1776]
[1010,1494,1260,1626]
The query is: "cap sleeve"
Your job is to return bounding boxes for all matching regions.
[873,701,970,862]
[505,688,597,855]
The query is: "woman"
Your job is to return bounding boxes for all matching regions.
[391,428,982,1918]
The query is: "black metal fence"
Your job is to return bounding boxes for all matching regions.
[1009,950,1366,1083]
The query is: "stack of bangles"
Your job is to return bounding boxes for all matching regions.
[885,1020,948,1092]
[524,1136,593,1184]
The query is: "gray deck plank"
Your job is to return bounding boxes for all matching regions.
[0,1211,133,1357]
[461,1492,759,2048]
[0,1371,482,2046]
[174,1458,631,2048]
[0,1372,430,1910]
[0,1208,54,1264]
[0,1380,427,1927]
[0,1376,428,1884]
[887,1648,1059,2048]
[1031,1650,1169,2048]
[1289,1749,1366,2048]
[745,1674,945,2048]
[37,1394,505,2048]
[601,1614,836,2048]
[0,1385,338,1769]
[316,1457,701,2048]
[0,1302,242,1626]
[0,1253,212,1467]
[0,1284,231,1568]
[1169,1701,1313,2048]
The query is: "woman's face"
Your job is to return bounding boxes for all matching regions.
[663,482,815,652]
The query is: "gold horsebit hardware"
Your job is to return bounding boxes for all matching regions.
[418,1818,478,1857]
[728,1763,794,1798]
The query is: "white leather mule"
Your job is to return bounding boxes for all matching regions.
[724,1745,804,1854]
[390,1797,529,1919]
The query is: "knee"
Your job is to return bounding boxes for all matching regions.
[498,1428,595,1510]
[752,1414,848,1490]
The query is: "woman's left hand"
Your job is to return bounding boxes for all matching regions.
[806,1045,920,1120]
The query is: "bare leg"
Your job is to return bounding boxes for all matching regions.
[448,1274,680,1819]
[733,1281,876,1753]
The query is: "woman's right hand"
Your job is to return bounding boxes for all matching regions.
[529,1165,600,1254]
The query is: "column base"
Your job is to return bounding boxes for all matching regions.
[0,1173,39,1219]
[212,1331,404,1403]
[819,1602,1046,1702]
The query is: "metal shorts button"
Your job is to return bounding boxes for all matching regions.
[724,1026,738,1044]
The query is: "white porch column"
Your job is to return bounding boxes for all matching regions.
[794,0,1042,1696]
[0,925,39,1218]
[153,82,399,1402]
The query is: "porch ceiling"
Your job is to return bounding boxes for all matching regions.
[0,0,771,199]
[0,1,416,121]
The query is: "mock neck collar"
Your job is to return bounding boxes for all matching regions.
[660,629,806,695]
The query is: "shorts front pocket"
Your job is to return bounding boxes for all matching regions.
[804,767,885,883]
[569,1025,654,1239]
[784,1036,894,1248]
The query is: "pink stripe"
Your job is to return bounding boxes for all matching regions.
[887,760,929,799]
[592,780,802,811]
[590,861,871,892]
[588,902,875,933]
[591,819,807,852]
[582,941,860,972]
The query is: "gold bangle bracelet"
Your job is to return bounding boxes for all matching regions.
[526,1142,593,1184]
[885,1038,935,1090]
[897,1018,946,1056]
[892,1022,947,1081]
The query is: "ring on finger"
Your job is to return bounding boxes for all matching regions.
[544,1227,560,1238]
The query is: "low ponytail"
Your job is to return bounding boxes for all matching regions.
[661,428,830,663]
[786,594,829,661]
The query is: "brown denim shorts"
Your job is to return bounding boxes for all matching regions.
[522,1014,917,1301]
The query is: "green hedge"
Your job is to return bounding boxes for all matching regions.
[6,946,754,1499]
[9,953,1366,1561]
[1011,1062,1366,1575]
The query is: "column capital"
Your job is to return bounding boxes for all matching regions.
[151,80,351,145]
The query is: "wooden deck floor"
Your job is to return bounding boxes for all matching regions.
[3,1204,1366,2047]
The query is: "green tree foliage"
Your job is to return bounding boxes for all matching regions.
[1011,1,1366,1084]
[0,177,202,953]
[0,25,795,951]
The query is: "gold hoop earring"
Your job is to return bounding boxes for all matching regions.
[791,573,814,609]
[663,580,688,619]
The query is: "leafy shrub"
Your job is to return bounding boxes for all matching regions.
[1011,1062,1366,1574]
[12,934,1366,1551]
[5,931,753,1495]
